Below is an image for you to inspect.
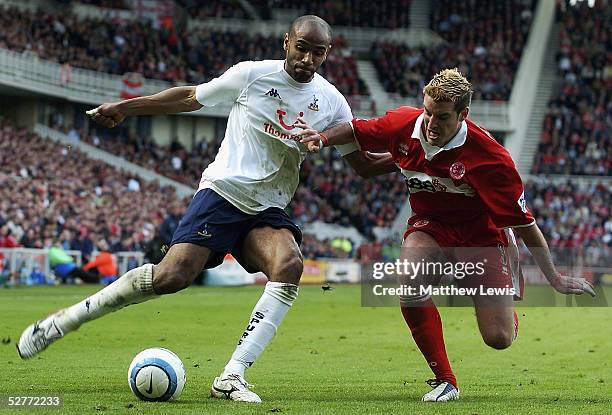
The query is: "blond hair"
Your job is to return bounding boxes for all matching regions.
[423,68,473,113]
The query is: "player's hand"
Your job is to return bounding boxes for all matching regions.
[550,274,596,297]
[86,103,126,128]
[294,118,323,153]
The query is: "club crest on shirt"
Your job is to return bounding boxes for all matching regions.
[308,95,319,111]
[449,162,466,180]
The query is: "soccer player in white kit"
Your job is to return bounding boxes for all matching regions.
[17,15,396,403]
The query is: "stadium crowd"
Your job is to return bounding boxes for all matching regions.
[78,128,217,188]
[0,120,186,263]
[181,0,250,20]
[531,0,611,175]
[1,116,610,275]
[0,5,366,98]
[523,178,611,267]
[0,119,401,264]
[372,0,534,100]
[259,0,411,28]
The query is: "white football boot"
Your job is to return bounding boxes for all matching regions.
[422,379,460,402]
[211,373,262,403]
[17,314,64,359]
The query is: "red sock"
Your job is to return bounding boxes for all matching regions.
[400,298,457,388]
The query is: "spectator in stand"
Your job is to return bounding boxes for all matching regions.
[70,229,95,263]
[0,225,19,248]
[83,239,118,285]
[49,245,99,284]
[159,204,183,246]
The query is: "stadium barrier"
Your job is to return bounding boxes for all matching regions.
[0,248,144,285]
[2,248,608,287]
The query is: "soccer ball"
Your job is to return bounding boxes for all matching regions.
[128,347,186,401]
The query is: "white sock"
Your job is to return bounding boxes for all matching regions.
[222,281,299,377]
[54,264,158,333]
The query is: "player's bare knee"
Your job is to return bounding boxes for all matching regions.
[483,328,513,350]
[153,259,198,294]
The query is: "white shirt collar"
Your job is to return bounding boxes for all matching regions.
[411,112,468,161]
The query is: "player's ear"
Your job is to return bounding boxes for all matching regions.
[283,33,289,51]
[459,107,469,122]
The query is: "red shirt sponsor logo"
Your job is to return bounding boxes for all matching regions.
[277,109,304,130]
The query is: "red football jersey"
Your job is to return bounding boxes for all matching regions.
[352,106,535,229]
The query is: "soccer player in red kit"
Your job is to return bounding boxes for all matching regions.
[298,68,595,402]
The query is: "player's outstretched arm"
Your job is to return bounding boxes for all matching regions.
[86,86,202,128]
[513,223,596,297]
[296,120,354,152]
[343,151,398,178]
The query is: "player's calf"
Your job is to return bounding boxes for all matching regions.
[267,250,303,285]
[473,296,515,350]
[151,242,212,293]
[152,258,201,294]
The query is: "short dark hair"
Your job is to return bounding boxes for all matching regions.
[289,15,332,43]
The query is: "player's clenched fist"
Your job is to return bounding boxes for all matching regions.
[551,274,596,297]
[86,103,126,128]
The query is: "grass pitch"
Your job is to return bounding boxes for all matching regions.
[1,285,610,414]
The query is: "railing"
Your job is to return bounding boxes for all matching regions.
[0,47,376,118]
[0,248,81,285]
[0,48,169,105]
[0,248,144,285]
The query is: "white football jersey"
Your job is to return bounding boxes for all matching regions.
[195,60,356,214]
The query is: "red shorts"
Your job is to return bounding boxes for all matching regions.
[404,216,524,300]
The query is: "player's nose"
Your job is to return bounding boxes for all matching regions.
[302,52,313,65]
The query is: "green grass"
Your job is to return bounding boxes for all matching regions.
[0,285,610,414]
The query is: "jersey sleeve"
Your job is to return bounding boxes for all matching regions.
[351,112,394,153]
[195,61,250,106]
[328,87,358,156]
[469,155,535,228]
